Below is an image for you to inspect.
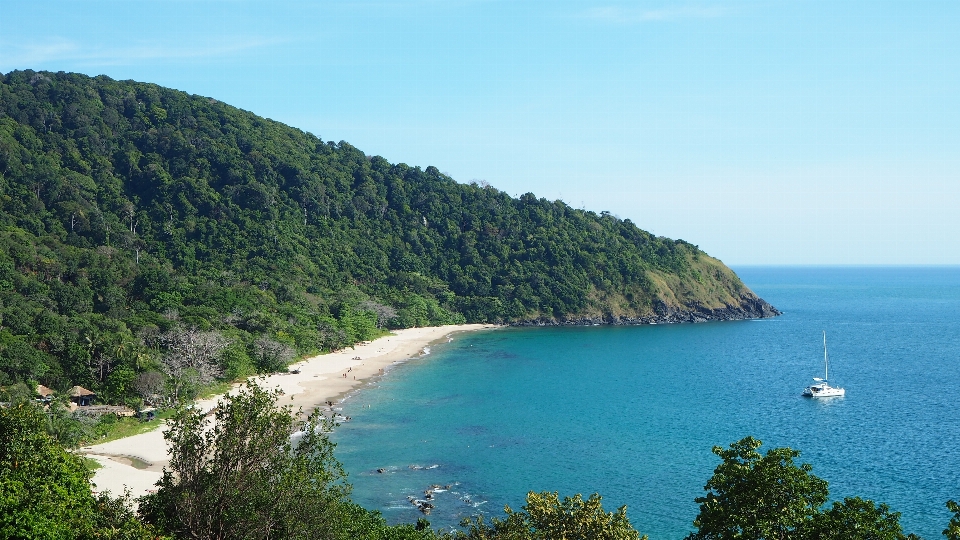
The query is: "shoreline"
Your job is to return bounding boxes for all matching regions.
[81,323,497,500]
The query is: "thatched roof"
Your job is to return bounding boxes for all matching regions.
[36,385,56,397]
[69,386,96,397]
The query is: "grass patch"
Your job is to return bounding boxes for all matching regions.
[82,456,102,471]
[368,328,393,341]
[196,380,235,400]
[79,377,272,447]
[86,409,176,445]
[80,379,239,447]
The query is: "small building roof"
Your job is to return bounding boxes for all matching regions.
[36,385,56,397]
[69,386,96,397]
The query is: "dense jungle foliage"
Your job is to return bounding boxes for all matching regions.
[0,70,769,405]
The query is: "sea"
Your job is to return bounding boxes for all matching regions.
[330,267,960,539]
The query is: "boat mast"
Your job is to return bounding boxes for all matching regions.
[823,331,828,382]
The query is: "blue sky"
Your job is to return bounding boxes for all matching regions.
[2,1,958,265]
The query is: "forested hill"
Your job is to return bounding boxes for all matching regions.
[0,70,778,403]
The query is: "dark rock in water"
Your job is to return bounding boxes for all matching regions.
[376,468,386,474]
[408,496,435,514]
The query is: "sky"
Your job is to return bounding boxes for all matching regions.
[1,0,958,265]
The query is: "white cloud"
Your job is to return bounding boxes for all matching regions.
[0,38,80,68]
[580,5,724,24]
[0,36,284,70]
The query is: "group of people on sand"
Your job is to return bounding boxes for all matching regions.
[342,365,359,379]
[339,361,386,381]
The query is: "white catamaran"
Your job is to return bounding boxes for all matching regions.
[802,331,845,398]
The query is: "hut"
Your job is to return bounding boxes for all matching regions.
[69,386,96,407]
[36,385,56,404]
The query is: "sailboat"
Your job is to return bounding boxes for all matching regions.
[802,331,845,397]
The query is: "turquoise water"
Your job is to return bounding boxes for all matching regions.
[331,267,960,539]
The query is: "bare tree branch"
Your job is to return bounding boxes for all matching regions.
[159,328,228,402]
[359,300,397,329]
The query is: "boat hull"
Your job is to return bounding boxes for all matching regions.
[802,384,845,398]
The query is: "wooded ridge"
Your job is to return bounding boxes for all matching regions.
[0,70,778,405]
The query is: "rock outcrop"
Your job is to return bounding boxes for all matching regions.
[513,293,780,327]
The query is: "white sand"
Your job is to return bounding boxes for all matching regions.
[81,324,495,499]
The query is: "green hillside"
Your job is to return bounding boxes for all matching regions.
[0,70,778,404]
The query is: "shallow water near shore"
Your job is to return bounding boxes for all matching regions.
[332,267,960,539]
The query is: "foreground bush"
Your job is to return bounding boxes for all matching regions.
[137,381,437,540]
[138,382,348,539]
[0,402,161,540]
[452,491,646,540]
[686,436,922,540]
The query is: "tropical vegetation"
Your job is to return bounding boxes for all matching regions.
[1,69,776,407]
[0,401,163,539]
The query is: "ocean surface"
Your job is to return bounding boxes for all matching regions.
[331,267,960,539]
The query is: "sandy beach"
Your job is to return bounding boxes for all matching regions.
[81,324,495,499]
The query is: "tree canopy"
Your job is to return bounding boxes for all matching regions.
[0,401,161,539]
[945,500,960,540]
[687,436,829,540]
[137,381,445,540]
[0,69,777,406]
[454,491,646,540]
[686,437,922,540]
[138,382,348,539]
[803,497,921,540]
[0,402,97,538]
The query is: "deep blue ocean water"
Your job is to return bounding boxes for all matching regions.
[331,267,960,539]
